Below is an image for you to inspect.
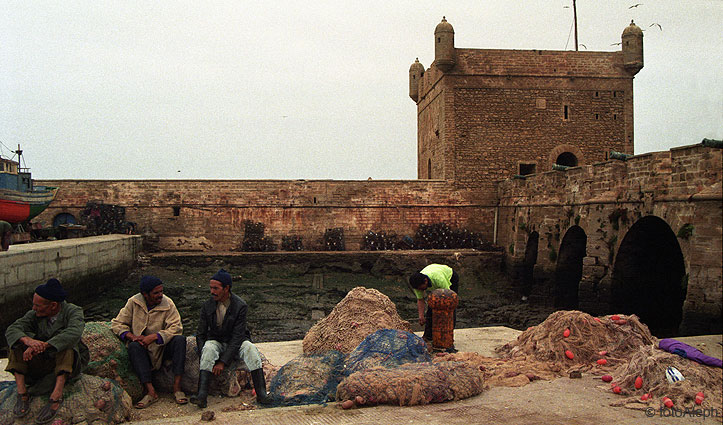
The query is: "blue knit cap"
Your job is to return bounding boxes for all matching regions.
[140,275,163,293]
[211,269,232,287]
[35,278,67,302]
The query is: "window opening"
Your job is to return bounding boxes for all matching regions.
[519,163,536,175]
[563,105,569,120]
[173,206,181,216]
[427,159,432,179]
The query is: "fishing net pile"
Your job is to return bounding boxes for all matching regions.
[336,329,484,407]
[337,361,484,406]
[303,287,412,354]
[0,375,131,424]
[606,344,722,411]
[433,351,560,387]
[345,329,430,375]
[268,351,346,406]
[82,321,142,401]
[496,311,655,372]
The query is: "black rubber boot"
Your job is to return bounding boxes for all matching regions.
[250,368,272,405]
[190,370,211,408]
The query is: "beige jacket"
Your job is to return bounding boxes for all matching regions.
[111,293,183,370]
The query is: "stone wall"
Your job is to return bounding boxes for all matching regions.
[34,180,495,251]
[496,144,722,335]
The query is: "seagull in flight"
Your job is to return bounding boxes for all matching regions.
[649,23,662,30]
[611,42,622,46]
[629,3,643,8]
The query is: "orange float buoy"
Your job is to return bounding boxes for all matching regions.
[641,394,649,401]
[611,315,620,321]
[565,350,574,359]
[598,350,607,356]
[614,319,627,325]
[695,396,703,405]
[634,376,643,389]
[664,399,674,408]
[613,386,621,394]
[601,375,612,382]
[593,317,601,322]
[563,328,571,338]
[597,359,607,365]
[696,391,705,399]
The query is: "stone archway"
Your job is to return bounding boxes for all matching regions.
[548,144,585,169]
[611,216,686,336]
[554,226,587,309]
[521,231,539,298]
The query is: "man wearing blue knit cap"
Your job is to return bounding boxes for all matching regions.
[191,268,271,408]
[111,275,187,408]
[5,278,89,424]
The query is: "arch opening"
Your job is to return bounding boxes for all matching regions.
[556,152,578,167]
[53,213,77,227]
[554,226,587,309]
[521,231,539,298]
[611,216,686,336]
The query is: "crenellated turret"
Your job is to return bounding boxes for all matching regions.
[622,20,644,74]
[409,58,425,102]
[433,17,455,72]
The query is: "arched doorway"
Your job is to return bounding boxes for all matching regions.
[521,232,539,299]
[53,213,77,227]
[554,226,587,309]
[611,216,686,336]
[556,152,578,167]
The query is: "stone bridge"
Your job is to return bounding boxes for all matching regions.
[497,144,721,336]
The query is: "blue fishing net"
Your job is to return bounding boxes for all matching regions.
[268,350,346,406]
[345,329,431,375]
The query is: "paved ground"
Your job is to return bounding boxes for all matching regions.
[2,328,721,424]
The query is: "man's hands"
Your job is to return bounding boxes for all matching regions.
[125,333,158,347]
[212,361,225,376]
[19,337,49,361]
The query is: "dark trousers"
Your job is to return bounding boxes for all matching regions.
[423,271,459,340]
[128,335,186,384]
[6,347,75,378]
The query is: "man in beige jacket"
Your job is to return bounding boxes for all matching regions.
[111,275,187,408]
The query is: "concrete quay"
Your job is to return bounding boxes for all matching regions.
[0,235,141,331]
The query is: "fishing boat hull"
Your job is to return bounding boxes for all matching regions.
[0,187,58,223]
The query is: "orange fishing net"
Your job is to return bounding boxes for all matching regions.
[303,287,412,354]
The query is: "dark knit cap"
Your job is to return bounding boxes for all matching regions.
[140,275,163,293]
[35,278,67,302]
[211,268,232,287]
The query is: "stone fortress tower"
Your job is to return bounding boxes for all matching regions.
[410,18,644,201]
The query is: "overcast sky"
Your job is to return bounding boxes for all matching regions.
[1,1,721,180]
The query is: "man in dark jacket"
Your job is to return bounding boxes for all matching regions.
[5,278,89,424]
[190,269,271,408]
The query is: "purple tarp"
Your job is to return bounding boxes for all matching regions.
[658,338,723,368]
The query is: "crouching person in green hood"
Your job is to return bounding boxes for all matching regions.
[5,278,89,424]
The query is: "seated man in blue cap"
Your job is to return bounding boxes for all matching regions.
[111,275,187,408]
[5,278,89,424]
[191,269,271,408]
